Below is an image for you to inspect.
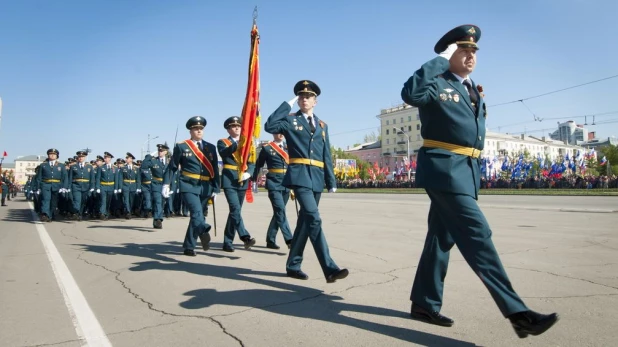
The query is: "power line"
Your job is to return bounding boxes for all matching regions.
[505,119,618,135]
[488,74,618,108]
[491,111,618,131]
[330,126,379,136]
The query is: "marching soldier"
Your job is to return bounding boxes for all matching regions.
[265,80,348,283]
[217,116,257,252]
[96,152,118,220]
[35,149,67,222]
[117,153,141,219]
[163,116,220,256]
[252,134,293,249]
[68,151,95,220]
[1,173,8,206]
[400,24,558,337]
[138,157,153,219]
[146,144,169,229]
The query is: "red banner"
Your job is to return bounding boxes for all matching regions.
[235,20,261,182]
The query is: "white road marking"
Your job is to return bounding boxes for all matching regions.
[29,203,112,346]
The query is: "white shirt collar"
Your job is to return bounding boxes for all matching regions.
[452,73,469,85]
[301,112,314,124]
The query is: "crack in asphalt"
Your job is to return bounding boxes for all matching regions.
[75,252,246,347]
[18,338,81,347]
[330,246,388,262]
[506,266,618,291]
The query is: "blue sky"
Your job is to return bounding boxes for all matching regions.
[1,0,617,162]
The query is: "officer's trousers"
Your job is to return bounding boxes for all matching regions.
[141,184,152,214]
[411,189,528,317]
[222,188,250,247]
[99,189,113,216]
[286,187,339,278]
[181,192,211,250]
[122,190,136,215]
[151,183,163,222]
[266,189,293,244]
[71,186,89,216]
[40,185,59,219]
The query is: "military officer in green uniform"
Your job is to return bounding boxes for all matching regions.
[96,152,118,220]
[252,133,293,249]
[400,24,558,337]
[265,80,348,283]
[217,116,257,252]
[68,151,95,220]
[0,174,9,206]
[117,153,141,219]
[146,144,169,229]
[36,149,67,222]
[163,116,220,256]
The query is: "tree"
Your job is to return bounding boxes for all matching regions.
[363,129,381,143]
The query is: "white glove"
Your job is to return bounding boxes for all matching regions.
[241,172,251,181]
[162,185,170,198]
[287,96,299,108]
[114,189,118,194]
[89,188,94,192]
[439,43,458,61]
[210,192,217,202]
[67,189,71,193]
[328,188,337,193]
[29,190,33,194]
[117,189,122,193]
[36,190,40,195]
[176,188,179,193]
[96,189,100,194]
[136,189,142,193]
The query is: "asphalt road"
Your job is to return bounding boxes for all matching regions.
[1,193,616,346]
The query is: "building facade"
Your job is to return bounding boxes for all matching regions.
[549,121,589,145]
[376,104,421,172]
[13,155,45,184]
[343,141,381,165]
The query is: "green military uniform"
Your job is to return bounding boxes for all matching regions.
[96,152,118,219]
[252,139,293,249]
[1,175,9,206]
[117,153,141,219]
[146,144,169,228]
[36,149,67,222]
[265,80,348,283]
[164,116,220,255]
[68,151,95,220]
[217,116,256,252]
[400,25,557,337]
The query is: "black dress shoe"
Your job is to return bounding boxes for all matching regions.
[183,249,196,256]
[222,246,235,253]
[326,268,349,283]
[285,240,292,250]
[153,220,162,229]
[199,233,211,251]
[266,242,280,249]
[243,237,256,250]
[410,303,454,327]
[287,270,309,280]
[508,310,559,338]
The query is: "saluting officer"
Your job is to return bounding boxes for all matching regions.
[401,24,558,337]
[252,133,293,249]
[118,153,141,219]
[35,148,67,222]
[217,116,257,252]
[163,116,220,256]
[265,80,348,283]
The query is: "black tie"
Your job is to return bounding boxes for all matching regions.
[462,80,478,107]
[197,141,202,150]
[307,116,316,133]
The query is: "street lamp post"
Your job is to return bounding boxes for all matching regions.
[141,134,159,158]
[394,127,411,181]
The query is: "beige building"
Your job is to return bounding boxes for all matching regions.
[13,155,45,184]
[376,104,421,171]
[482,132,584,160]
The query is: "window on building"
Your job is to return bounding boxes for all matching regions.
[386,120,389,125]
[386,139,390,144]
[20,162,23,167]
[408,125,412,131]
[416,114,420,120]
[393,119,396,124]
[400,117,404,123]
[408,116,412,121]
[386,129,389,135]
[417,134,421,141]
[416,124,420,130]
